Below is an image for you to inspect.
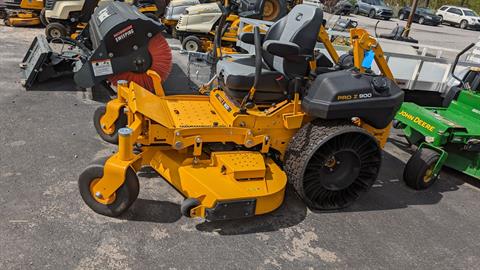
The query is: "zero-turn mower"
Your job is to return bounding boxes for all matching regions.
[0,0,45,26]
[395,43,480,190]
[80,4,404,220]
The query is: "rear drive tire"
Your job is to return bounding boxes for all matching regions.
[39,8,48,27]
[284,120,382,210]
[93,105,128,145]
[181,35,202,52]
[262,0,286,21]
[45,22,68,39]
[403,148,440,190]
[79,165,139,217]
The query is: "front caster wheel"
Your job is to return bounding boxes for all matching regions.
[181,198,200,217]
[79,165,139,217]
[285,120,382,210]
[93,105,128,144]
[403,148,440,190]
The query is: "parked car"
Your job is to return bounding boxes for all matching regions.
[398,7,442,26]
[326,0,353,15]
[436,5,480,30]
[353,0,393,20]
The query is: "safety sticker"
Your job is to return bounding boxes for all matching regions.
[98,7,112,23]
[91,59,113,77]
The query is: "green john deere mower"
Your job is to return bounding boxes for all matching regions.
[395,43,480,190]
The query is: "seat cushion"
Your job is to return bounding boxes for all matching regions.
[218,55,288,103]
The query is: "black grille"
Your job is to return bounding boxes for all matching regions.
[45,0,56,10]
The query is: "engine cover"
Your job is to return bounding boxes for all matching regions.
[74,1,164,88]
[302,69,404,129]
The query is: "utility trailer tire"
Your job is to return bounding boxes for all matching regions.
[284,120,382,210]
[403,148,440,190]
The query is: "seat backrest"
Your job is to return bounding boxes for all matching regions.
[262,4,323,78]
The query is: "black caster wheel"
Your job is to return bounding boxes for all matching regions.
[79,164,139,217]
[403,148,440,190]
[93,105,128,144]
[181,198,201,218]
[284,120,382,210]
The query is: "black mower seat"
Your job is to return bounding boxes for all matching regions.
[218,55,287,102]
[217,4,324,103]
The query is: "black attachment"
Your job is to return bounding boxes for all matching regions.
[239,26,262,111]
[205,199,256,221]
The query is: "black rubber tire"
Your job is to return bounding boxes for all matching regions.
[262,0,286,21]
[460,20,468,29]
[39,8,48,27]
[368,9,376,18]
[93,105,128,145]
[398,12,405,20]
[418,17,425,25]
[181,198,200,217]
[45,22,68,39]
[403,148,440,190]
[353,6,359,15]
[79,165,139,217]
[181,35,202,52]
[284,120,382,210]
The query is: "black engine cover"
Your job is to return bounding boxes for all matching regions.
[302,69,404,129]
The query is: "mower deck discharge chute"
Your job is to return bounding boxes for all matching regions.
[79,4,404,220]
[20,2,171,91]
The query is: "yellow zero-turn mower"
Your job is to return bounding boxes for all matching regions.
[0,0,46,26]
[81,4,404,220]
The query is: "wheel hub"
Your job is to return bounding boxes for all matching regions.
[319,150,361,191]
[50,29,62,38]
[90,178,116,205]
[185,40,199,52]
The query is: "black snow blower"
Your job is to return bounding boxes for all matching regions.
[20,1,172,91]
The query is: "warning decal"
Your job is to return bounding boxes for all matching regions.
[91,59,113,77]
[98,7,113,23]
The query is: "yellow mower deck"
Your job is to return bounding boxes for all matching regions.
[92,75,303,219]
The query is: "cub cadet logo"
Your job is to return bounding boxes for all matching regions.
[336,92,372,101]
[398,110,435,132]
[114,25,134,43]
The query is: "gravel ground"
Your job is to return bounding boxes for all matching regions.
[1,18,480,270]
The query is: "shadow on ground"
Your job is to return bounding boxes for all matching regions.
[123,198,182,224]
